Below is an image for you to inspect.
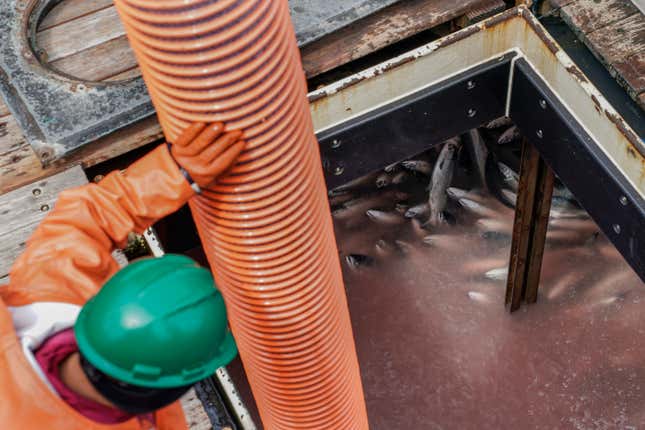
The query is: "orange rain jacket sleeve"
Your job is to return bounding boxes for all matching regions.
[4,144,194,307]
[0,144,194,430]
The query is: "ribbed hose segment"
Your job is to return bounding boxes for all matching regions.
[112,1,369,428]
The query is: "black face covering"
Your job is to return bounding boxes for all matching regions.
[80,355,192,415]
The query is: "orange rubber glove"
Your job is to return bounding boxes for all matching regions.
[170,122,246,189]
[3,123,245,307]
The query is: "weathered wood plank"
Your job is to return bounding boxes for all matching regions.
[506,141,542,310]
[180,390,213,430]
[0,166,87,279]
[611,51,645,97]
[105,66,142,82]
[0,114,163,194]
[561,0,639,35]
[0,98,9,118]
[39,0,114,31]
[38,6,125,63]
[581,12,645,100]
[585,13,645,65]
[300,0,487,77]
[465,0,506,23]
[0,224,38,280]
[523,160,555,304]
[48,35,137,82]
[548,0,576,8]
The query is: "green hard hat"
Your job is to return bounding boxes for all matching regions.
[75,254,237,389]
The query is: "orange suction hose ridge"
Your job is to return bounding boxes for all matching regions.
[112,1,369,428]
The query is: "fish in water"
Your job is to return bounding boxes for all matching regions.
[394,240,416,255]
[545,270,585,301]
[481,230,511,242]
[421,234,463,252]
[476,218,512,235]
[392,170,409,185]
[366,209,406,225]
[405,203,430,219]
[376,172,392,188]
[375,239,405,257]
[484,116,513,129]
[345,254,375,270]
[485,267,509,281]
[458,197,498,218]
[410,218,429,238]
[395,203,410,214]
[497,162,519,192]
[498,125,521,144]
[463,257,509,275]
[446,187,486,204]
[501,189,517,206]
[402,160,433,176]
[384,162,399,173]
[333,190,408,221]
[331,171,379,193]
[465,128,488,189]
[428,138,461,225]
[468,291,494,304]
[329,191,354,207]
[549,217,598,234]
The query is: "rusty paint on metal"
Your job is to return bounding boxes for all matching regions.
[565,64,590,84]
[590,94,602,114]
[307,92,327,103]
[518,6,561,55]
[307,4,643,195]
[434,25,482,49]
[605,109,645,159]
[483,6,522,28]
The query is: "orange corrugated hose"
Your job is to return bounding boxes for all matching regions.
[112,0,369,428]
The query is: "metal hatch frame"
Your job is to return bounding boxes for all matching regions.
[308,6,645,283]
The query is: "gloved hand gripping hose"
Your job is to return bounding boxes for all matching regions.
[112,1,369,428]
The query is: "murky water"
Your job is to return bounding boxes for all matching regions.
[227,129,644,429]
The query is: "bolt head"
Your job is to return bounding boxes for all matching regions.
[536,129,544,138]
[467,108,477,118]
[539,99,547,109]
[467,81,476,90]
[619,196,628,206]
[613,224,621,234]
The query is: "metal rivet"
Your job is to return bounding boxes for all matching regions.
[40,204,50,212]
[619,196,628,206]
[333,165,344,176]
[613,224,621,234]
[467,80,476,90]
[331,139,341,149]
[536,129,543,138]
[32,188,41,196]
[467,108,477,118]
[539,99,547,109]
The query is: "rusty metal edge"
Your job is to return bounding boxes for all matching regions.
[308,6,643,158]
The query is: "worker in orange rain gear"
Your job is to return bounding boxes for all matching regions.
[0,123,245,430]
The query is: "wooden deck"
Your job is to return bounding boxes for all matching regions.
[549,0,645,109]
[0,0,493,194]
